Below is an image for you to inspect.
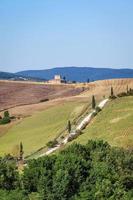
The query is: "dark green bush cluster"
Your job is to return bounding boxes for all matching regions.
[0,111,11,125]
[117,88,133,97]
[109,95,117,100]
[40,98,49,103]
[1,140,132,199]
[91,106,101,117]
[95,106,102,113]
[46,139,58,148]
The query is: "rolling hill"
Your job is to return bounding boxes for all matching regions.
[0,71,20,80]
[0,80,83,111]
[0,71,45,81]
[0,78,132,157]
[16,67,133,82]
[73,96,133,149]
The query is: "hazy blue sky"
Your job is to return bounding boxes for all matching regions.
[0,0,133,72]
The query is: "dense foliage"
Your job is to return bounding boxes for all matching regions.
[0,111,11,125]
[0,140,132,199]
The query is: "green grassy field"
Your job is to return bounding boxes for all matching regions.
[0,100,88,156]
[74,96,133,148]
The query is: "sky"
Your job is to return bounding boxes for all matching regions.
[0,0,133,72]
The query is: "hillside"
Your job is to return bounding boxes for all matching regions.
[16,67,133,82]
[0,71,45,81]
[0,81,83,111]
[0,78,132,156]
[73,96,133,149]
[0,71,19,80]
[0,99,89,156]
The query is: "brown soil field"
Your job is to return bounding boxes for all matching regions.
[0,81,83,111]
[0,79,132,117]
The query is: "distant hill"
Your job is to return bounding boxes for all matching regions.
[16,67,133,82]
[0,71,45,81]
[0,71,19,80]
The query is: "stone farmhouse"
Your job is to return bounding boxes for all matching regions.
[48,75,66,84]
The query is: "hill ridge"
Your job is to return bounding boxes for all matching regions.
[16,67,133,82]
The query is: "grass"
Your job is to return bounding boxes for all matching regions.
[73,96,133,149]
[0,100,88,156]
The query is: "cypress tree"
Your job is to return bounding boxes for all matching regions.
[92,95,96,109]
[111,86,114,97]
[68,120,71,134]
[20,142,24,160]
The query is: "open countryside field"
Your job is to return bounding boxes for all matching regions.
[73,96,133,149]
[0,78,132,156]
[0,99,89,156]
[0,80,83,111]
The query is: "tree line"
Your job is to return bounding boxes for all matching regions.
[0,140,132,199]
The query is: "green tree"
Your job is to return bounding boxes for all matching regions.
[92,95,96,109]
[0,110,10,125]
[4,110,10,118]
[67,120,71,134]
[0,157,20,190]
[20,142,24,160]
[111,86,114,97]
[87,78,90,83]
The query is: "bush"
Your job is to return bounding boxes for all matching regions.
[4,111,10,118]
[10,116,16,120]
[109,95,117,100]
[46,140,58,148]
[40,99,49,103]
[95,106,102,113]
[0,117,11,125]
[92,111,97,117]
[127,88,133,96]
[0,110,11,125]
[117,92,127,97]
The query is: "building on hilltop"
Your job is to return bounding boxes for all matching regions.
[48,75,66,84]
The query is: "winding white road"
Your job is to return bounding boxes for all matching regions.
[38,98,109,158]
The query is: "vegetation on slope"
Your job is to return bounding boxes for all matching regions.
[74,96,133,148]
[0,100,89,156]
[0,140,132,199]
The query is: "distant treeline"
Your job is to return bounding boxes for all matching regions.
[0,140,132,200]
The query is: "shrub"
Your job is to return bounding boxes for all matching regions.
[127,88,133,96]
[95,106,102,113]
[0,110,11,125]
[92,111,97,117]
[46,140,58,148]
[109,95,117,100]
[117,92,127,97]
[40,98,49,103]
[0,117,11,125]
[10,116,16,120]
[4,110,10,118]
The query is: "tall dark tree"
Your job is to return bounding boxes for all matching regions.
[87,78,90,83]
[19,142,24,160]
[111,86,114,97]
[92,95,96,109]
[67,120,71,134]
[63,76,66,81]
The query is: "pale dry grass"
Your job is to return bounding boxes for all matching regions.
[80,78,133,98]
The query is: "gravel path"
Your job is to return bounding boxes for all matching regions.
[38,99,109,158]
